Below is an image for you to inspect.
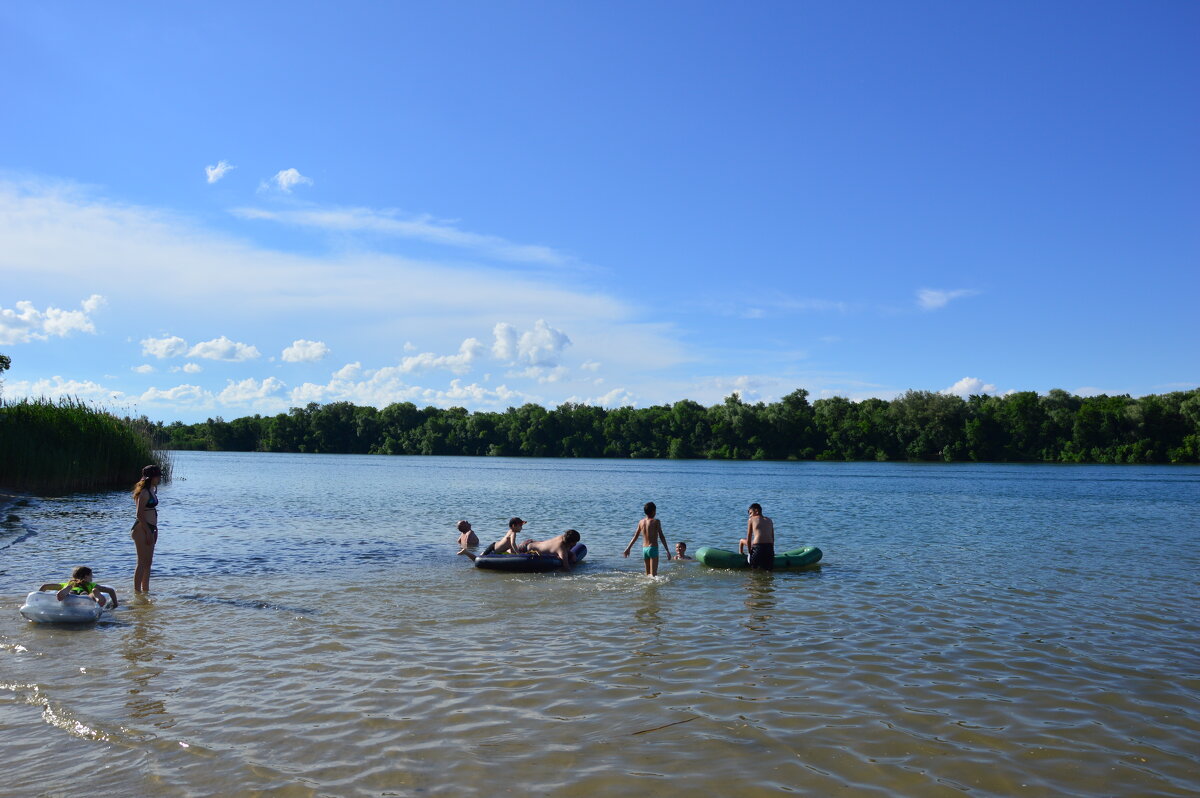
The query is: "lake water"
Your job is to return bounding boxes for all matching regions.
[2,452,1198,797]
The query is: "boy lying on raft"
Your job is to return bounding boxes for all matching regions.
[459,528,582,571]
[39,566,119,609]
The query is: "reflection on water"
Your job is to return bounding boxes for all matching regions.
[742,574,775,635]
[121,597,170,725]
[0,454,1198,796]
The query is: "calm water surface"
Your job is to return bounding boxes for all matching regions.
[2,453,1198,797]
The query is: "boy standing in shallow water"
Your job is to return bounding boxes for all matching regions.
[623,502,671,576]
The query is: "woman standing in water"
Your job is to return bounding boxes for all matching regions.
[131,464,162,592]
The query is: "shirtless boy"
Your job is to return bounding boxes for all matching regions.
[459,516,525,559]
[456,520,479,548]
[523,529,582,570]
[623,501,671,576]
[745,503,775,571]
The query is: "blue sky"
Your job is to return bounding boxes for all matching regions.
[2,1,1196,423]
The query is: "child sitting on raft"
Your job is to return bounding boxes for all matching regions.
[39,566,118,609]
[459,516,525,558]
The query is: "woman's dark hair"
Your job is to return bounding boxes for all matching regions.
[563,529,580,546]
[134,464,163,498]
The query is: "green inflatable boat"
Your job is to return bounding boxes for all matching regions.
[695,545,823,570]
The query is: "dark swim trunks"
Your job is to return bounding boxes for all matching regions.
[748,543,775,571]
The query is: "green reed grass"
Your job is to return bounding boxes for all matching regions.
[0,398,171,493]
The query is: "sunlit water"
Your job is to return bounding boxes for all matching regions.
[2,453,1198,797]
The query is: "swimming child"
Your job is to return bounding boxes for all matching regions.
[39,566,118,609]
[456,520,479,547]
[674,541,693,560]
[623,501,671,576]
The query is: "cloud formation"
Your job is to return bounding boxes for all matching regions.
[282,339,331,363]
[917,288,978,311]
[399,338,485,375]
[942,376,998,397]
[232,206,570,265]
[271,168,312,193]
[563,386,637,407]
[188,336,261,362]
[205,161,235,184]
[141,383,209,403]
[0,295,105,345]
[492,320,571,366]
[142,335,189,359]
[290,368,529,409]
[218,377,286,403]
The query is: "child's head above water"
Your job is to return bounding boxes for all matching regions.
[71,566,94,582]
[456,520,472,533]
[675,542,687,554]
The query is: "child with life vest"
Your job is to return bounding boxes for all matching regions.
[39,566,118,609]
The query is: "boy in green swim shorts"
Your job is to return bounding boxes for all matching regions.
[623,501,671,576]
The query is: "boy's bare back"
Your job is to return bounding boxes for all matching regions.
[637,516,662,545]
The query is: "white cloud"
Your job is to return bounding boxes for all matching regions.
[140,384,210,404]
[917,288,978,311]
[182,362,202,374]
[232,206,569,266]
[580,361,601,372]
[290,369,530,409]
[400,338,484,375]
[270,168,312,193]
[218,377,286,403]
[0,179,689,411]
[205,161,235,184]
[142,335,189,359]
[519,320,571,366]
[282,339,331,363]
[133,364,154,374]
[0,294,105,345]
[332,362,363,380]
[188,336,261,362]
[509,365,569,384]
[492,322,517,360]
[562,387,637,407]
[403,341,417,352]
[942,376,998,397]
[493,320,572,367]
[4,376,122,403]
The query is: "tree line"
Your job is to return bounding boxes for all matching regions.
[155,388,1200,464]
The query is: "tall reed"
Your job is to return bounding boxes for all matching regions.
[0,398,171,493]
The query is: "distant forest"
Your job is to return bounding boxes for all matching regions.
[156,388,1200,464]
